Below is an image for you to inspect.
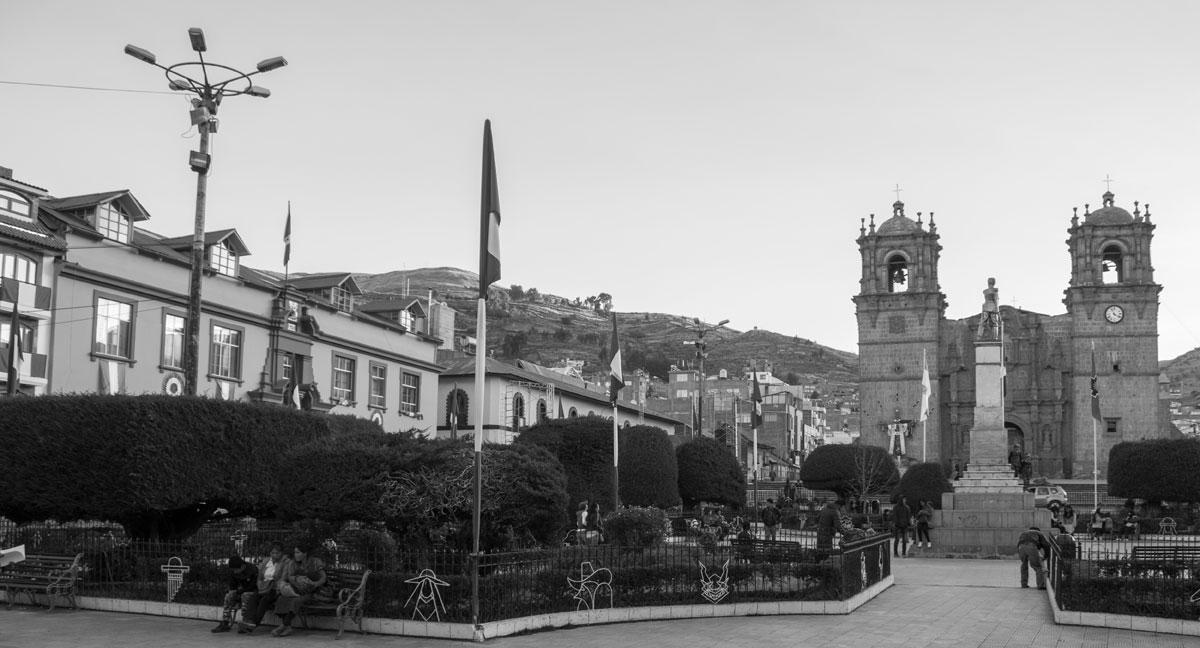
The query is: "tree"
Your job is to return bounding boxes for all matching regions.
[1108,439,1200,502]
[597,293,613,312]
[892,462,952,508]
[799,444,899,500]
[676,437,746,509]
[526,287,540,301]
[502,331,528,357]
[509,284,525,301]
[619,427,681,508]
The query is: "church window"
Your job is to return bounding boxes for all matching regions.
[1101,244,1124,284]
[886,254,909,292]
[1105,418,1119,434]
[512,393,525,430]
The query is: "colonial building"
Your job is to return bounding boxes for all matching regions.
[0,164,445,433]
[436,356,686,443]
[854,193,1166,478]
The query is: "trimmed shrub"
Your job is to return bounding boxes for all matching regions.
[602,506,668,546]
[892,462,952,508]
[275,436,394,522]
[1108,439,1200,502]
[518,417,614,506]
[618,426,681,508]
[676,437,746,509]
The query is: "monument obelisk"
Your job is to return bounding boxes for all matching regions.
[930,278,1047,557]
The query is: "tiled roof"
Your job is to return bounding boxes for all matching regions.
[156,229,251,256]
[290,273,362,294]
[357,296,426,316]
[43,190,150,222]
[0,216,66,250]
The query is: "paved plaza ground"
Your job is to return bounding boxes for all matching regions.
[2,557,1199,648]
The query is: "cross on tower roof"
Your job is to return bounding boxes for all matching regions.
[1103,174,1115,192]
[893,184,903,201]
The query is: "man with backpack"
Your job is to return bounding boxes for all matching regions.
[760,499,781,541]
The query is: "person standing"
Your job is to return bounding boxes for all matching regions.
[1061,505,1077,535]
[211,555,258,633]
[760,498,781,541]
[816,500,840,552]
[1016,526,1048,589]
[891,497,912,557]
[915,500,934,548]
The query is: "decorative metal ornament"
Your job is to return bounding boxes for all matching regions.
[567,561,613,610]
[698,559,730,604]
[160,557,191,602]
[404,569,449,621]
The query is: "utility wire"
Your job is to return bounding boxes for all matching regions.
[0,80,176,95]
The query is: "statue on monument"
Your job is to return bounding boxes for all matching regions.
[976,277,1001,340]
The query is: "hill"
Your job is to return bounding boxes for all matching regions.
[353,268,860,399]
[1161,348,1200,399]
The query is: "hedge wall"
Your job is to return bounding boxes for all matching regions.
[618,426,681,508]
[676,436,746,509]
[798,444,899,499]
[892,462,952,508]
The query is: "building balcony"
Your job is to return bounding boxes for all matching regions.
[0,349,48,380]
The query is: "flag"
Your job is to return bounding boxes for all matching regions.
[919,349,931,422]
[449,383,459,437]
[98,359,125,395]
[558,396,565,419]
[283,355,299,408]
[479,120,501,299]
[283,203,292,267]
[750,372,763,429]
[5,280,22,394]
[1090,345,1102,423]
[608,313,622,404]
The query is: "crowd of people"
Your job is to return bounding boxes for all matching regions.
[210,542,331,638]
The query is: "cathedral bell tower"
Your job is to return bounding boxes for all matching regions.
[853,200,947,461]
[1064,191,1161,478]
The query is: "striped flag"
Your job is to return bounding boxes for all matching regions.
[608,313,623,404]
[479,120,501,299]
[283,203,292,267]
[4,280,22,395]
[751,371,763,429]
[1090,345,1102,423]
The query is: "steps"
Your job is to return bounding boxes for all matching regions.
[953,461,1024,494]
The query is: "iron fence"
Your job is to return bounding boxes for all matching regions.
[1049,532,1200,621]
[0,520,890,624]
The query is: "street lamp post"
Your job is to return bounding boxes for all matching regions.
[686,318,728,437]
[125,29,286,396]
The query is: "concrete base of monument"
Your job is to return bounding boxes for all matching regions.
[917,469,1052,558]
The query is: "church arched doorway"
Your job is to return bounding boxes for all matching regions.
[1005,422,1026,457]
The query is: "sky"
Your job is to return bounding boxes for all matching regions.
[4,1,1200,360]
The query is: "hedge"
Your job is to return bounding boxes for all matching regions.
[676,436,746,509]
[1108,439,1200,502]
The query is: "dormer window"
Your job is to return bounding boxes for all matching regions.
[0,190,32,222]
[95,202,131,243]
[209,241,238,277]
[327,286,353,312]
[398,309,414,329]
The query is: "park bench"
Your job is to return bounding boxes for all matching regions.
[297,566,371,639]
[0,552,83,611]
[1128,545,1200,565]
[731,538,806,563]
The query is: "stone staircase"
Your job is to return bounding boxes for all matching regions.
[953,461,1023,494]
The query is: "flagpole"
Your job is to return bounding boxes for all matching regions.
[1092,341,1098,511]
[612,403,620,512]
[922,349,927,462]
[471,300,485,628]
[6,281,20,396]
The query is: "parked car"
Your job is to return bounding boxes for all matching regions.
[1024,485,1069,509]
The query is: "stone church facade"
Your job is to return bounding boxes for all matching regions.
[853,192,1162,479]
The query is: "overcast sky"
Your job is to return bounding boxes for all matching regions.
[4,1,1199,360]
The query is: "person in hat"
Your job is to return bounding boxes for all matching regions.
[212,554,258,633]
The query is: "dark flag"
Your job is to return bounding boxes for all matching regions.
[4,280,22,395]
[608,313,623,404]
[751,371,763,429]
[1090,347,1102,423]
[283,203,292,267]
[479,120,501,299]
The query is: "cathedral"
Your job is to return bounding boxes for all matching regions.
[853,192,1164,479]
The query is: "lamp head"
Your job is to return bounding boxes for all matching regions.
[124,44,157,65]
[246,85,271,98]
[188,27,207,53]
[256,56,288,73]
[168,79,191,91]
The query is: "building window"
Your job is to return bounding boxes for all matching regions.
[162,312,185,369]
[209,241,238,277]
[569,407,578,418]
[398,309,414,330]
[327,286,353,312]
[401,372,420,415]
[369,362,387,409]
[1101,244,1124,284]
[1,319,34,355]
[1105,418,1120,434]
[208,323,242,379]
[281,352,294,381]
[675,389,690,398]
[93,296,134,359]
[887,253,909,293]
[95,203,131,243]
[332,354,355,403]
[537,399,548,423]
[0,190,32,221]
[512,393,525,431]
[0,251,36,284]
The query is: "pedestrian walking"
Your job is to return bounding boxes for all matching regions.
[891,497,912,557]
[760,498,781,541]
[1016,525,1049,589]
[816,500,840,552]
